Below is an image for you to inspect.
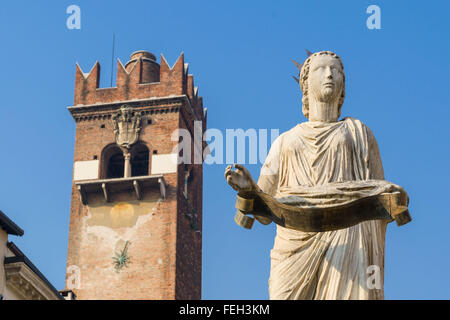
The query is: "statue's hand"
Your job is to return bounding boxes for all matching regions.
[224,164,257,192]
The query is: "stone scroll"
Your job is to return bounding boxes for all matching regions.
[234,180,412,232]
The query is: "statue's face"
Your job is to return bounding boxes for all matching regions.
[308,55,344,104]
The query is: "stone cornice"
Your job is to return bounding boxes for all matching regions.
[4,261,62,300]
[68,95,202,123]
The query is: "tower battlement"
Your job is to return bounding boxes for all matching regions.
[74,51,203,120]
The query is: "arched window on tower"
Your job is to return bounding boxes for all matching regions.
[101,144,125,179]
[130,143,149,177]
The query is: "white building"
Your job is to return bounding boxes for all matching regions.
[0,210,62,300]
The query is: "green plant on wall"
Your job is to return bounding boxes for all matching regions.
[112,241,131,272]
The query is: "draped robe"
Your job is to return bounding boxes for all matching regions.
[257,117,388,300]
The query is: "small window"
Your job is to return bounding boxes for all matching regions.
[93,155,98,160]
[101,124,105,128]
[147,119,152,125]
[153,150,158,154]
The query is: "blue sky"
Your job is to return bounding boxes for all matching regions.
[0,0,449,299]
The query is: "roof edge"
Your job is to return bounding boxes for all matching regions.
[0,210,24,236]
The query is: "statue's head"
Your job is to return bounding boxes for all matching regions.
[296,51,345,119]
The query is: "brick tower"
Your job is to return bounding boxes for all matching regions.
[65,51,205,300]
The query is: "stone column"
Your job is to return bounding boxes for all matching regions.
[124,151,131,178]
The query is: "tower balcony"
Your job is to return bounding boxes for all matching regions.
[75,175,167,205]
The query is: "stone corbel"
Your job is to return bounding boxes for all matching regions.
[101,183,109,202]
[158,178,166,199]
[183,168,192,199]
[133,180,141,200]
[77,185,87,205]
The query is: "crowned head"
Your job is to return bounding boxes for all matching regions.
[294,51,346,120]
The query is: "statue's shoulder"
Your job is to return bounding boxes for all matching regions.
[285,124,302,136]
[278,124,304,142]
[342,117,371,130]
[270,129,290,147]
[342,116,364,126]
[342,117,377,139]
[266,125,299,152]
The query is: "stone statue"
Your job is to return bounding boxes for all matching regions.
[224,51,411,300]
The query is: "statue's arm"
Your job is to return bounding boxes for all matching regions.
[366,126,411,226]
[366,126,385,180]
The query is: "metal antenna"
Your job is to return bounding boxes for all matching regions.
[110,33,115,87]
